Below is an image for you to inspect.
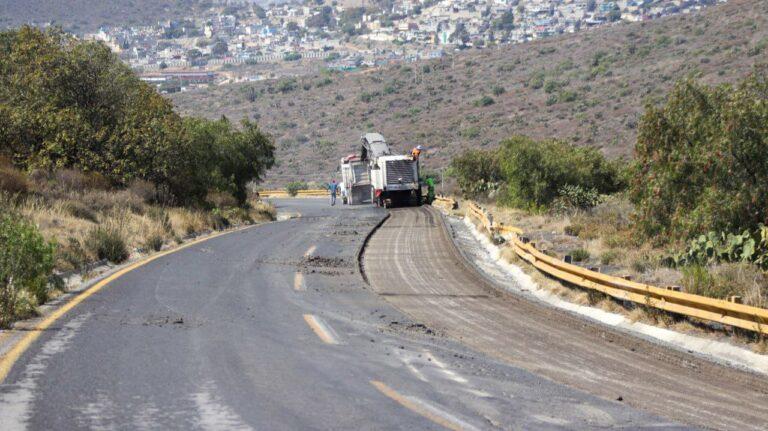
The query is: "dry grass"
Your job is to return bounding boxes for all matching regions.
[468,205,768,352]
[3,168,276,272]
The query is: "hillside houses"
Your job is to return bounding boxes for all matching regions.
[84,0,726,87]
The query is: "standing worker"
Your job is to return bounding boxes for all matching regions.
[425,177,436,204]
[329,179,339,206]
[411,145,423,160]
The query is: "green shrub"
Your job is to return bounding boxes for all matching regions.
[276,78,297,93]
[528,72,545,89]
[491,85,505,96]
[552,185,603,214]
[0,212,55,327]
[474,96,495,107]
[599,250,620,265]
[286,181,308,197]
[449,149,503,199]
[564,224,583,237]
[87,226,129,263]
[57,237,88,270]
[497,136,624,209]
[459,127,481,139]
[143,233,164,252]
[570,248,590,262]
[631,71,768,241]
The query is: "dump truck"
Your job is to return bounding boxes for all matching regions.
[339,154,371,205]
[360,133,421,208]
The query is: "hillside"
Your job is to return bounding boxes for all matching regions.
[0,0,203,32]
[171,0,768,184]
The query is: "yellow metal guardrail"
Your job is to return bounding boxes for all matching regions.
[433,195,458,209]
[462,200,768,335]
[259,189,327,198]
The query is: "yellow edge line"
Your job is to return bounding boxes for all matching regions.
[370,380,465,431]
[0,225,255,383]
[302,314,337,344]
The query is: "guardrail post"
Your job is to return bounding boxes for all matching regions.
[588,266,600,273]
[521,236,530,244]
[729,295,743,304]
[564,255,572,264]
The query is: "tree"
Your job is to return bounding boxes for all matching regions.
[631,71,768,240]
[497,136,624,208]
[0,27,276,206]
[286,22,300,33]
[450,149,503,198]
[253,5,267,19]
[492,10,514,32]
[211,40,228,56]
[307,6,335,28]
[186,48,202,62]
[182,117,275,205]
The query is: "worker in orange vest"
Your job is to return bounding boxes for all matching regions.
[411,145,423,159]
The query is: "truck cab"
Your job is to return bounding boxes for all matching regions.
[362,133,421,208]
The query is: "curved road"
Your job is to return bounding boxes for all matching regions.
[0,199,694,430]
[362,206,768,431]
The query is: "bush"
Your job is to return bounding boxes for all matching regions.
[0,162,29,194]
[450,149,503,199]
[631,71,768,241]
[497,136,624,209]
[570,248,590,262]
[474,96,495,107]
[564,224,583,237]
[551,185,603,214]
[0,212,55,327]
[599,250,620,265]
[87,226,129,263]
[53,169,110,191]
[62,200,98,222]
[57,237,88,270]
[286,181,308,197]
[143,233,164,252]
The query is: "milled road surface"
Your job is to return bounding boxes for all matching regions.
[362,205,768,431]
[0,199,690,430]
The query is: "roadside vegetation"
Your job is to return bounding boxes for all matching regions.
[0,27,277,327]
[451,69,768,346]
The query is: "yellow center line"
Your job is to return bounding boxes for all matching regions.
[304,245,317,257]
[302,314,339,345]
[0,225,255,384]
[370,380,476,431]
[293,272,305,291]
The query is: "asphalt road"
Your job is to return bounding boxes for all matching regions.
[0,199,691,430]
[362,205,768,431]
